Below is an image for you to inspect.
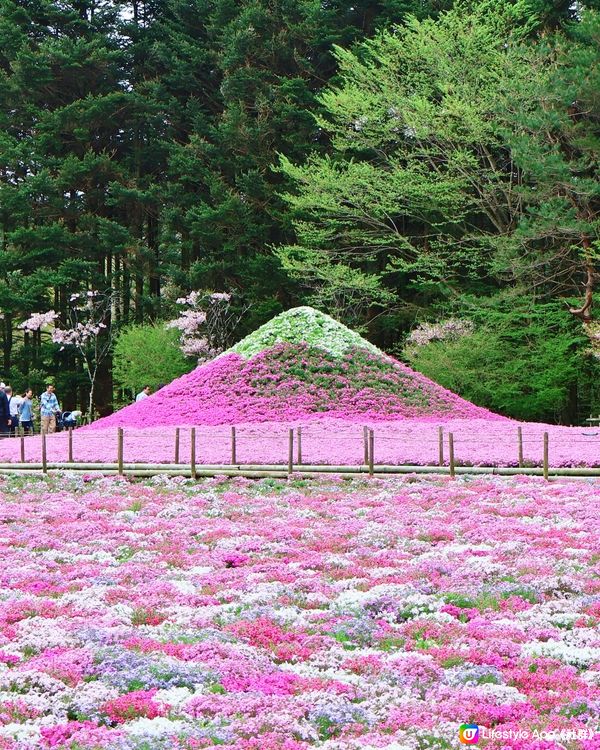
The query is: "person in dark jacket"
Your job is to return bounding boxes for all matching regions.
[0,383,11,437]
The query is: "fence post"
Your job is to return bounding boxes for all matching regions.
[117,428,124,476]
[191,427,197,480]
[363,426,369,465]
[368,429,374,476]
[42,432,47,475]
[231,426,237,465]
[68,427,73,463]
[543,432,549,481]
[438,426,444,466]
[20,435,25,463]
[288,428,294,476]
[517,426,523,468]
[449,432,455,478]
[296,426,302,465]
[174,427,180,464]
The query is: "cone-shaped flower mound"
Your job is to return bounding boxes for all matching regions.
[91,307,501,429]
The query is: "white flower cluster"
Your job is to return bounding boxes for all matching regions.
[229,306,381,359]
[407,318,474,348]
[19,310,58,331]
[522,641,600,667]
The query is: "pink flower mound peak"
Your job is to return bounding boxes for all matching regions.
[90,342,500,430]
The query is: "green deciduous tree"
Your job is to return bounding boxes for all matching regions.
[276,4,600,335]
[112,323,194,400]
[272,2,600,419]
[405,297,595,423]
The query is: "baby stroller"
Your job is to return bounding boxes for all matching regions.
[56,411,80,432]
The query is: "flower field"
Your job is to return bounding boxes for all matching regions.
[0,472,597,748]
[93,343,497,430]
[11,304,585,472]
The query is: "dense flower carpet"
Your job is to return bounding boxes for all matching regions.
[92,343,498,430]
[0,473,597,748]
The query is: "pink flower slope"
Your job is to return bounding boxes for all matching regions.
[89,344,501,430]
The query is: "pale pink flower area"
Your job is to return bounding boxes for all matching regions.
[0,473,595,748]
[18,310,59,331]
[0,417,597,468]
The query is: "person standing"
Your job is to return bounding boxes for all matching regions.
[19,389,34,435]
[135,385,151,402]
[0,383,10,437]
[5,387,21,436]
[40,384,60,435]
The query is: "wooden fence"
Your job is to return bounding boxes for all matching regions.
[0,425,598,480]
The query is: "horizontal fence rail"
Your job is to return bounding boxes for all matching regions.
[0,425,596,480]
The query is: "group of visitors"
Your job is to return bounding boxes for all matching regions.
[0,381,155,437]
[0,383,61,436]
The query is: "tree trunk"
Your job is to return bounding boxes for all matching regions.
[122,265,131,326]
[135,268,144,323]
[3,314,12,373]
[92,352,113,416]
[181,230,190,273]
[569,237,594,323]
[148,211,160,313]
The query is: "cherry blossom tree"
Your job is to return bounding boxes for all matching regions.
[20,290,118,418]
[166,291,248,362]
[406,319,474,348]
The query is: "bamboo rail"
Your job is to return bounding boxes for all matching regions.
[0,461,597,478]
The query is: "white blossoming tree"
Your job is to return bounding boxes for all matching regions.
[166,291,248,362]
[20,290,118,419]
[406,319,475,348]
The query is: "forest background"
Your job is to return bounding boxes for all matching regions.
[0,0,599,424]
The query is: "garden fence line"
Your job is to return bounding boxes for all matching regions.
[0,424,597,480]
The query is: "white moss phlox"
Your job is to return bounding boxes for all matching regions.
[228,306,382,359]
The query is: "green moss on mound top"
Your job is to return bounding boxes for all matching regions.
[228,306,382,359]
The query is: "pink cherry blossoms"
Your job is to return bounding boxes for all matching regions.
[166,291,242,362]
[19,290,116,416]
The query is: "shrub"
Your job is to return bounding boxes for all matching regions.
[112,323,194,398]
[405,300,591,423]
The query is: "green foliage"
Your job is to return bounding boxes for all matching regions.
[112,324,194,397]
[405,299,592,422]
[276,5,519,320]
[287,1,600,313]
[276,4,600,421]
